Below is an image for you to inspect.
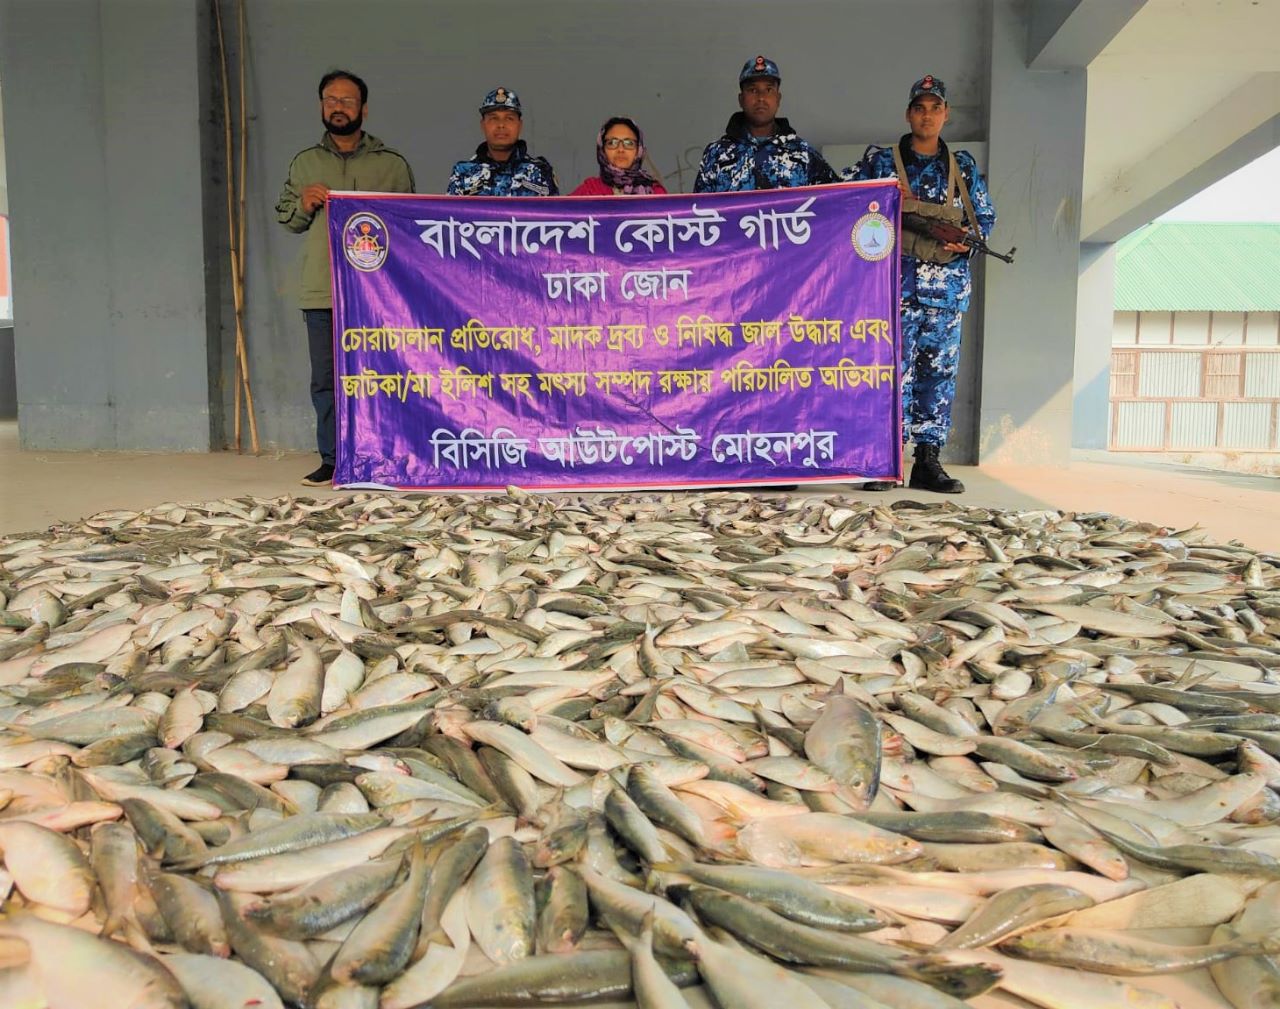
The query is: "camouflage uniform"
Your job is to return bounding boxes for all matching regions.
[447,87,558,197]
[850,139,995,447]
[695,55,837,193]
[447,141,558,197]
[694,115,837,192]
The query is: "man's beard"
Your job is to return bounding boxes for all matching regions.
[324,113,363,136]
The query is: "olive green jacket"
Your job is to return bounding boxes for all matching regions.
[275,131,415,309]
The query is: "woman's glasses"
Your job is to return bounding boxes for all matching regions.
[604,138,638,150]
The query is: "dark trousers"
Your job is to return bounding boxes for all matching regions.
[303,309,335,465]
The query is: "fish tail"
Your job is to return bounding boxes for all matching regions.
[899,957,1003,999]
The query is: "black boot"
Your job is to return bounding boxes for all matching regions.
[908,444,964,494]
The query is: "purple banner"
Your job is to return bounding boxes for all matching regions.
[328,183,901,489]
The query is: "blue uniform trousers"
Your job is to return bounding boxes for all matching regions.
[900,301,963,448]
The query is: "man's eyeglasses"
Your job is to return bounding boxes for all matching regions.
[604,138,638,150]
[322,97,361,109]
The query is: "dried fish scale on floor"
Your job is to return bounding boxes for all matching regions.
[0,491,1278,1009]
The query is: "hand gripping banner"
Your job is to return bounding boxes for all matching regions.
[327,182,901,489]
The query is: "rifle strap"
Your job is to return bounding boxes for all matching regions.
[891,145,913,202]
[949,149,981,237]
[893,144,980,236]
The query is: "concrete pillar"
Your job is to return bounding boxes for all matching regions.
[978,0,1088,465]
[0,78,8,216]
[1073,242,1116,449]
[0,0,216,450]
[1,73,16,420]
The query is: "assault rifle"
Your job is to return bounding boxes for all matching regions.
[902,213,1017,264]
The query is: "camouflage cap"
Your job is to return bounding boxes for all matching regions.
[480,87,522,115]
[908,74,947,104]
[739,55,781,86]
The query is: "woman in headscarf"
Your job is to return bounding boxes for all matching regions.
[570,117,667,195]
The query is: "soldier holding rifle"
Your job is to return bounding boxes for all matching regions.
[850,75,999,494]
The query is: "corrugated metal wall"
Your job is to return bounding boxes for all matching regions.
[1109,338,1279,451]
[1113,401,1165,449]
[1169,402,1218,448]
[1245,352,1280,398]
[1136,352,1200,397]
[1223,402,1272,449]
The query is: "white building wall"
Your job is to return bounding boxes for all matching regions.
[1247,312,1280,345]
[1173,311,1210,344]
[1213,311,1245,345]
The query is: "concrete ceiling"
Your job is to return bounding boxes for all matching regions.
[1079,0,1280,242]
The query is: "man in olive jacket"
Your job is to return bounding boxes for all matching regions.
[275,69,415,486]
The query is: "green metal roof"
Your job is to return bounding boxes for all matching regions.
[1114,222,1280,312]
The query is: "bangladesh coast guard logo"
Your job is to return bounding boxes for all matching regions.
[852,201,894,262]
[343,212,389,272]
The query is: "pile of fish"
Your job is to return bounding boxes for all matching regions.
[0,490,1277,1009]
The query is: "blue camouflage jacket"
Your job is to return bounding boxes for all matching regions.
[848,137,996,312]
[446,140,559,197]
[694,114,838,192]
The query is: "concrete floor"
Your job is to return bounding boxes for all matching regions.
[0,421,1276,551]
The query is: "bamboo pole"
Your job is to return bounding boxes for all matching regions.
[232,264,242,452]
[236,0,247,302]
[213,0,238,450]
[235,0,258,454]
[214,0,259,454]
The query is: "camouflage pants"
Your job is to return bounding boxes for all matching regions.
[900,301,963,447]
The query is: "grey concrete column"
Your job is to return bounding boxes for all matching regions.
[1073,242,1116,449]
[1,79,14,418]
[978,0,1087,465]
[0,78,8,217]
[0,0,216,450]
